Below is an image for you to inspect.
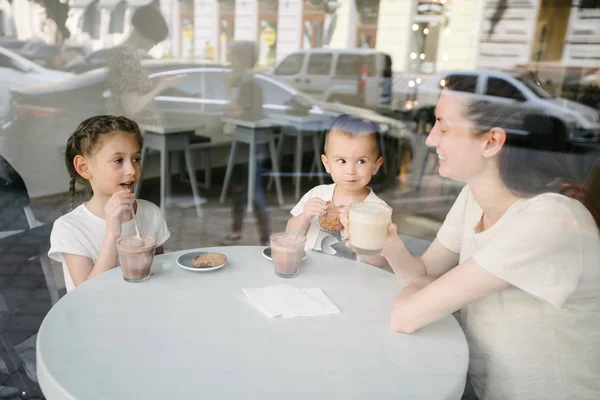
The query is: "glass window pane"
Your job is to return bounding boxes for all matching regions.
[307,54,332,75]
[161,72,203,98]
[256,77,293,104]
[273,54,304,76]
[204,71,227,100]
[485,77,526,101]
[335,54,364,77]
[444,75,478,93]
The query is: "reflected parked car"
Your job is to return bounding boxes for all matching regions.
[19,42,90,70]
[271,48,393,109]
[561,72,600,110]
[0,46,73,122]
[0,38,28,52]
[65,48,153,74]
[4,60,405,198]
[410,70,600,148]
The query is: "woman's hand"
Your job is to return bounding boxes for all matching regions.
[302,198,328,221]
[104,189,135,238]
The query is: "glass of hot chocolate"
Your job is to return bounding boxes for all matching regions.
[116,235,157,282]
[270,233,307,278]
[348,202,392,256]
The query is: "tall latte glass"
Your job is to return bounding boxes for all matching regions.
[348,202,392,255]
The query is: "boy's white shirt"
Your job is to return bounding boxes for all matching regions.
[290,183,389,251]
[48,199,170,292]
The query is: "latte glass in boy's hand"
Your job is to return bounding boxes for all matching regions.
[116,235,156,282]
[270,233,307,278]
[348,202,392,255]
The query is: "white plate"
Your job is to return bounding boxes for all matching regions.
[262,247,307,261]
[176,251,228,272]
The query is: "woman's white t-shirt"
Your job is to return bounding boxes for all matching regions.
[437,186,600,400]
[48,199,170,292]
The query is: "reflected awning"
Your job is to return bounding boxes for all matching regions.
[99,0,154,8]
[70,0,95,8]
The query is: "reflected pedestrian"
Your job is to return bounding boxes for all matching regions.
[106,4,177,124]
[220,40,271,246]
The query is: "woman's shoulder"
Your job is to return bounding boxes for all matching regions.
[521,193,595,225]
[509,193,599,248]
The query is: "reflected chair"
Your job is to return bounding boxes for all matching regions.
[1,155,59,398]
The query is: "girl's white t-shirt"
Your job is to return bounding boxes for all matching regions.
[437,186,600,400]
[49,199,170,292]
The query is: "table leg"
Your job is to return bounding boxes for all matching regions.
[165,150,172,203]
[204,148,211,189]
[380,134,388,175]
[295,132,303,200]
[135,146,149,197]
[159,146,168,215]
[267,131,285,191]
[184,147,203,218]
[220,141,237,204]
[247,134,256,213]
[312,132,325,185]
[268,134,284,205]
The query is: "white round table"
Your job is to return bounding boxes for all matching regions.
[37,246,468,400]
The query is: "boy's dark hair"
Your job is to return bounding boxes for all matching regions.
[324,114,382,157]
[65,115,143,211]
[131,4,169,44]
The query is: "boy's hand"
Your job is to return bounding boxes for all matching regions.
[104,190,135,238]
[302,198,328,221]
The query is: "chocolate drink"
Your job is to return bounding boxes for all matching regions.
[116,235,157,282]
[270,233,307,278]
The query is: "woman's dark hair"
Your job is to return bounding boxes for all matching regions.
[324,114,382,157]
[131,5,169,44]
[444,79,600,228]
[65,115,143,211]
[582,160,600,229]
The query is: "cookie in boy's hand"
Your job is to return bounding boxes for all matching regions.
[192,252,227,267]
[319,201,344,232]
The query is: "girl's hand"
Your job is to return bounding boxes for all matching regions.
[303,198,328,221]
[104,190,135,237]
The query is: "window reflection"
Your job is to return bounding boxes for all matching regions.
[0,2,599,398]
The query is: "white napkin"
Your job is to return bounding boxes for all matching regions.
[243,284,340,318]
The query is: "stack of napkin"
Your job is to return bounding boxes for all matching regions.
[243,284,340,318]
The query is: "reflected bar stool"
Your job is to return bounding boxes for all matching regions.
[219,118,284,212]
[135,126,204,218]
[178,135,213,189]
[268,114,331,199]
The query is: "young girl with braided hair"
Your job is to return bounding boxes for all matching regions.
[48,115,170,291]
